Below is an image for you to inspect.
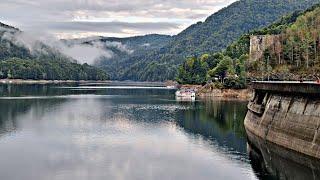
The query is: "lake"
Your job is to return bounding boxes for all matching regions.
[0,83,317,180]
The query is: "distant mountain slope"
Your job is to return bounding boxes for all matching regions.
[97,34,172,79]
[65,34,172,79]
[0,23,108,80]
[91,0,319,81]
[0,22,18,31]
[168,0,319,56]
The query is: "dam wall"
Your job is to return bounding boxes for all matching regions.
[244,81,320,159]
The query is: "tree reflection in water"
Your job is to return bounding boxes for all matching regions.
[0,84,319,180]
[175,98,249,157]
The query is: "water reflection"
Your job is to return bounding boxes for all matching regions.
[248,139,320,180]
[176,99,248,159]
[0,84,175,97]
[0,84,318,180]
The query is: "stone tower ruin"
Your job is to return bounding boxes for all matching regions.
[249,35,282,62]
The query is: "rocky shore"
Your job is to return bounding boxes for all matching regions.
[180,84,252,100]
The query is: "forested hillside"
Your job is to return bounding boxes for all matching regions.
[248,4,320,80]
[168,0,319,56]
[3,0,317,82]
[91,0,319,81]
[0,23,108,80]
[177,3,320,88]
[66,34,172,80]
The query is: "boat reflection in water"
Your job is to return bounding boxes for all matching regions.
[247,132,320,180]
[175,96,196,102]
[175,89,196,101]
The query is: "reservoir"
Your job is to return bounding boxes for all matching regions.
[0,84,318,180]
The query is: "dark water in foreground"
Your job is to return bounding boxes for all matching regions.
[0,84,317,180]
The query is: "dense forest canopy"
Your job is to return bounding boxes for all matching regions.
[1,0,319,82]
[88,34,172,80]
[177,3,320,88]
[253,4,320,80]
[85,0,319,81]
[0,23,108,80]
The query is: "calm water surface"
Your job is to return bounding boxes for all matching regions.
[0,84,275,179]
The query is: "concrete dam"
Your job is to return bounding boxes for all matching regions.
[244,81,320,164]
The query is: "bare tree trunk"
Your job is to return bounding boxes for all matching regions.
[297,46,301,67]
[267,56,270,81]
[291,45,294,64]
[278,53,281,65]
[306,47,309,69]
[315,39,318,63]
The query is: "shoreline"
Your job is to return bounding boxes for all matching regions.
[0,79,167,87]
[198,89,252,100]
[180,84,253,101]
[0,79,111,85]
[2,80,253,100]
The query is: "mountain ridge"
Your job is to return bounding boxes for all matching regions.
[3,0,319,81]
[84,0,320,81]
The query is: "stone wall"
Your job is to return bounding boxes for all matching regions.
[244,87,320,159]
[249,35,282,61]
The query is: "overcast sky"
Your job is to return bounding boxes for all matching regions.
[0,0,236,39]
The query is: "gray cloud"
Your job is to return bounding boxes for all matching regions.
[46,21,180,33]
[0,0,236,38]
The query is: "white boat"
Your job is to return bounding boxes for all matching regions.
[175,90,196,98]
[166,85,176,89]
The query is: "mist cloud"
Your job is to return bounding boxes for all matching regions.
[60,43,113,64]
[105,41,133,54]
[0,29,131,64]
